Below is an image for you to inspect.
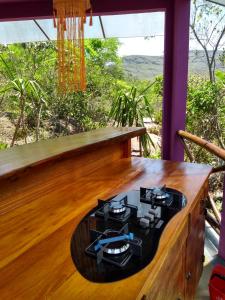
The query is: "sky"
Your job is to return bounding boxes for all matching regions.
[118,37,164,57]
[116,5,225,57]
[0,8,224,55]
[118,37,206,57]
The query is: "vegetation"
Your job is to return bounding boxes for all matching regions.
[0,38,224,151]
[109,84,156,156]
[0,39,123,144]
[190,0,225,82]
[0,0,224,167]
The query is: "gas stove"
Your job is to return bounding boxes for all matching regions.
[71,186,187,283]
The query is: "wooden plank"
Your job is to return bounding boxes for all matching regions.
[185,200,206,299]
[140,219,188,300]
[0,127,145,180]
[0,142,124,214]
[0,219,77,300]
[0,157,212,300]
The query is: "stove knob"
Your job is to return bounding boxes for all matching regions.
[140,217,150,228]
[145,213,155,222]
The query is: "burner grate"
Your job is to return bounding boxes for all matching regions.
[95,196,137,223]
[85,223,142,267]
[140,186,173,207]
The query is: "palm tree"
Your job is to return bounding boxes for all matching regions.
[109,83,155,156]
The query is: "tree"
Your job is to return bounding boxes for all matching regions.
[0,77,46,146]
[109,83,156,156]
[187,75,225,151]
[219,49,225,66]
[0,39,125,145]
[190,0,225,82]
[0,53,47,145]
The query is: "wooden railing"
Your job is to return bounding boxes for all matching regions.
[177,130,225,235]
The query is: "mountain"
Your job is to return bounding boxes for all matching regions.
[122,50,224,80]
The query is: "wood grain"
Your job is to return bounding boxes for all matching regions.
[0,156,211,300]
[185,200,205,299]
[0,142,125,215]
[141,219,188,300]
[0,128,211,300]
[0,126,145,180]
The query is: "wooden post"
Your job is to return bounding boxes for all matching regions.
[162,0,191,161]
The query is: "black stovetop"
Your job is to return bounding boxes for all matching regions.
[70,186,186,283]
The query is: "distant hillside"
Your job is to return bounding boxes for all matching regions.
[122,50,224,80]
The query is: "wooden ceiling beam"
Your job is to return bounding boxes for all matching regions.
[0,0,167,21]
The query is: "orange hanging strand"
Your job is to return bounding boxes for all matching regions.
[53,0,92,93]
[89,8,93,26]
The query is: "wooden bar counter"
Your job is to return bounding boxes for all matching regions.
[0,127,212,300]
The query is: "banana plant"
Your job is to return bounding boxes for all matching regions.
[109,83,155,156]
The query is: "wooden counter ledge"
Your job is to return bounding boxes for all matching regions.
[0,126,145,179]
[0,127,212,300]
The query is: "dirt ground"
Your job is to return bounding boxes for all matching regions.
[0,116,15,145]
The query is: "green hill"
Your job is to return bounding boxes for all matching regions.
[122,50,224,80]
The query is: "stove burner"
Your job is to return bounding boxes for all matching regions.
[95,195,137,223]
[105,243,130,255]
[85,223,142,267]
[150,187,168,200]
[103,231,130,255]
[109,202,126,214]
[140,186,173,207]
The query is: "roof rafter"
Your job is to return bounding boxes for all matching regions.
[0,0,167,21]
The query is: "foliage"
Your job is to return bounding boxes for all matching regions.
[0,36,224,174]
[147,76,163,124]
[187,76,225,163]
[0,39,123,145]
[216,69,225,82]
[219,50,225,66]
[109,84,155,156]
[0,53,47,145]
[190,0,225,82]
[0,142,7,150]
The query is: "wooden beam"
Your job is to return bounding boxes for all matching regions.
[0,0,167,21]
[212,165,225,173]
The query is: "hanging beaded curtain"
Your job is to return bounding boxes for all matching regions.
[53,0,92,93]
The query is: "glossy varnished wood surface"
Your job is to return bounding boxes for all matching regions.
[0,127,145,179]
[0,156,211,300]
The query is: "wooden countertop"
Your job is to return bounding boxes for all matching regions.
[0,127,145,179]
[0,157,212,300]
